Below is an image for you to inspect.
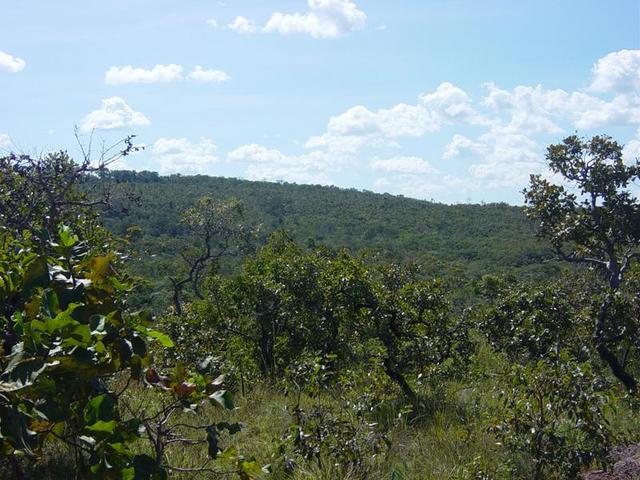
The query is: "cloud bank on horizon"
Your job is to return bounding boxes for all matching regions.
[1,0,638,203]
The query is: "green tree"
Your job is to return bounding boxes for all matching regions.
[0,136,140,240]
[0,149,247,478]
[524,135,640,392]
[170,196,253,315]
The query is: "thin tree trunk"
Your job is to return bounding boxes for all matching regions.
[383,358,418,405]
[594,294,637,393]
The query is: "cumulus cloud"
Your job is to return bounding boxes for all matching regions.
[482,82,640,132]
[623,128,640,165]
[420,82,485,125]
[469,127,543,182]
[80,97,150,131]
[105,64,183,85]
[104,64,230,85]
[0,50,25,73]
[228,143,347,184]
[227,16,258,33]
[127,49,637,199]
[292,50,640,195]
[306,103,435,153]
[370,156,438,175]
[263,0,366,38]
[186,66,230,83]
[151,137,219,175]
[589,49,640,94]
[306,82,480,153]
[443,134,488,159]
[374,175,446,199]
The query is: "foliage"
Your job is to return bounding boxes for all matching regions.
[494,353,614,479]
[524,135,640,393]
[4,135,640,479]
[481,279,622,478]
[165,234,469,407]
[93,171,557,312]
[169,196,255,315]
[0,144,256,478]
[0,138,140,240]
[0,226,157,476]
[277,354,390,478]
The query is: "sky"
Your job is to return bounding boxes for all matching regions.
[0,0,639,204]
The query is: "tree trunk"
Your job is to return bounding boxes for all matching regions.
[594,294,637,393]
[172,283,183,316]
[383,358,418,405]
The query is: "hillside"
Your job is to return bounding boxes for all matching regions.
[99,171,559,309]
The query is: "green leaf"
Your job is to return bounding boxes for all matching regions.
[85,420,117,434]
[61,324,91,347]
[143,329,174,348]
[121,467,135,480]
[217,446,239,460]
[0,357,51,392]
[89,315,106,335]
[241,460,263,478]
[209,390,235,410]
[21,257,49,299]
[47,304,81,333]
[0,405,37,454]
[89,256,111,283]
[84,394,116,425]
[59,225,79,248]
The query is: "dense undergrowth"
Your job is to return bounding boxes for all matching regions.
[19,344,640,480]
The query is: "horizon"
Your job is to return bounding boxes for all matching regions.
[1,0,639,204]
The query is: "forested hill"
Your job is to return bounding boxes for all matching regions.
[100,171,559,305]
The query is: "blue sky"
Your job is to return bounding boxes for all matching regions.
[1,0,639,203]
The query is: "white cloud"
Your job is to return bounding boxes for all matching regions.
[228,143,347,184]
[152,49,638,199]
[589,49,640,94]
[370,156,438,175]
[443,134,488,159]
[0,50,25,73]
[305,132,395,154]
[302,52,640,195]
[0,134,11,149]
[465,126,544,187]
[623,128,640,165]
[306,82,479,153]
[80,97,150,131]
[104,64,230,85]
[374,175,446,199]
[206,18,219,28]
[482,80,640,132]
[420,82,485,125]
[322,102,439,141]
[263,0,366,38]
[104,64,183,85]
[228,16,258,33]
[186,66,230,83]
[151,137,219,175]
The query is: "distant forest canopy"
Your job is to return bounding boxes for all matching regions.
[91,170,560,309]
